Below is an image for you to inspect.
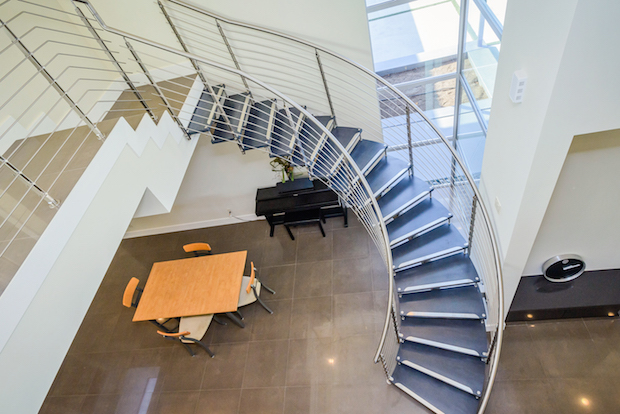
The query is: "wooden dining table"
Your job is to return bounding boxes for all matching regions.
[133,250,248,329]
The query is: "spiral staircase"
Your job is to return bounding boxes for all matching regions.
[185,80,490,413]
[0,1,504,413]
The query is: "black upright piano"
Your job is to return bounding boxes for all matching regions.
[255,177,348,236]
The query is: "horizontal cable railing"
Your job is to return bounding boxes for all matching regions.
[0,0,188,295]
[159,1,504,411]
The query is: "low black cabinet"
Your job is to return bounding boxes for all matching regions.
[255,178,348,237]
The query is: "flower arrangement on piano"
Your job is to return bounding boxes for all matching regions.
[270,156,295,183]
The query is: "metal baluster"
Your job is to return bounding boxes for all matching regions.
[0,18,105,140]
[156,0,234,135]
[406,104,413,173]
[0,156,59,208]
[316,50,335,119]
[125,40,191,140]
[391,301,401,340]
[73,5,157,123]
[215,19,250,93]
[468,194,478,255]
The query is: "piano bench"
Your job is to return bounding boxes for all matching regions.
[282,209,325,241]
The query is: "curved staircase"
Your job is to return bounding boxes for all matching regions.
[187,83,491,414]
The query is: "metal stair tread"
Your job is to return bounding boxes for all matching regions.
[399,285,486,319]
[187,84,223,134]
[396,253,479,294]
[397,341,485,396]
[241,99,275,150]
[392,364,480,414]
[365,155,410,197]
[387,197,451,246]
[349,139,386,173]
[392,224,466,270]
[212,92,251,143]
[378,175,432,221]
[270,108,300,157]
[331,126,361,150]
[298,115,334,165]
[400,318,488,357]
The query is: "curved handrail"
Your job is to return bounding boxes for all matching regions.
[77,0,504,411]
[166,0,504,407]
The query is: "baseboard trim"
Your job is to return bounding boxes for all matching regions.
[124,214,264,238]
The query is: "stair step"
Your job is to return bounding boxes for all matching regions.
[378,175,432,222]
[298,115,335,168]
[270,108,304,158]
[392,224,467,271]
[387,197,451,247]
[392,364,480,414]
[331,126,361,151]
[397,341,485,396]
[187,84,224,134]
[366,155,410,198]
[350,139,386,174]
[400,318,488,357]
[396,254,480,294]
[399,285,486,319]
[241,99,276,150]
[320,126,362,176]
[212,92,251,143]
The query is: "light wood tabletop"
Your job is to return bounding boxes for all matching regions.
[132,250,247,322]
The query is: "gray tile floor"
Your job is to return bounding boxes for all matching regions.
[40,218,620,413]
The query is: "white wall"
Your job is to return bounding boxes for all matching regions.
[128,0,375,236]
[523,129,620,275]
[127,139,279,236]
[479,0,620,314]
[189,0,373,68]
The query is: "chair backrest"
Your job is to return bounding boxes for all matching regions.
[246,262,256,294]
[157,330,191,338]
[183,242,212,256]
[123,277,140,308]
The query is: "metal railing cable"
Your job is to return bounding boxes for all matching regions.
[0,0,173,294]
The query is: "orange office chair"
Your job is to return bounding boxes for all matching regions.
[122,277,177,332]
[238,262,276,314]
[183,242,212,257]
[157,330,215,358]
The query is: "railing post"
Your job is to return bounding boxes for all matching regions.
[215,19,250,93]
[0,18,105,140]
[316,50,336,119]
[391,301,401,340]
[0,156,59,208]
[125,40,191,140]
[73,5,158,123]
[156,0,235,139]
[468,194,478,255]
[405,104,413,172]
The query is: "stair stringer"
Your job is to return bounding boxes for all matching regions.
[0,110,198,414]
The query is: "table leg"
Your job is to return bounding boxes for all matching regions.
[343,206,348,227]
[226,312,246,328]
